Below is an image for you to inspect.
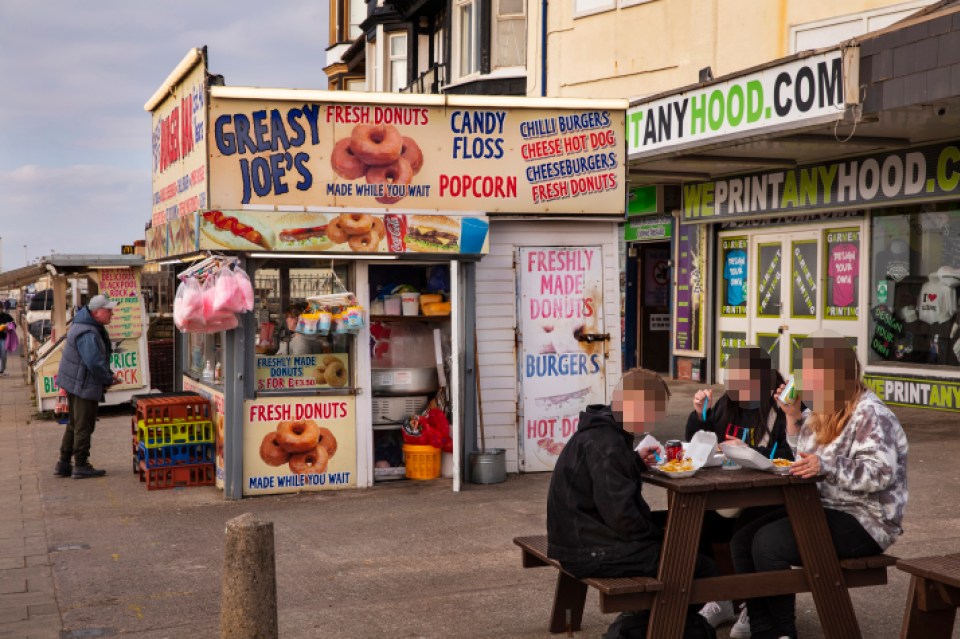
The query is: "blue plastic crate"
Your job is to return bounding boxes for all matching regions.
[137,442,215,468]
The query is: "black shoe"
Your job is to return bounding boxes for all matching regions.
[54,461,72,477]
[72,464,106,479]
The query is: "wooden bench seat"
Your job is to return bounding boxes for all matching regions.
[515,534,897,634]
[898,553,960,638]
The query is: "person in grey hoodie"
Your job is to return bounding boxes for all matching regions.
[730,334,908,639]
[54,295,121,479]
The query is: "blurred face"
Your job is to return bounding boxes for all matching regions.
[801,348,857,414]
[91,307,113,325]
[286,315,298,331]
[726,364,762,407]
[612,388,667,433]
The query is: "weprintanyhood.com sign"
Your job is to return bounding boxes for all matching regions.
[682,141,960,223]
[628,49,850,158]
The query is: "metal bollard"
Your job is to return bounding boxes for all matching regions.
[220,513,278,639]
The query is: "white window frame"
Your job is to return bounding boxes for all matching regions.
[454,0,481,80]
[492,0,526,70]
[388,32,408,93]
[349,0,366,39]
[573,0,615,20]
[789,0,938,53]
[616,0,655,10]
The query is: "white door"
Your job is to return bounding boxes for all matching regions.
[517,246,607,472]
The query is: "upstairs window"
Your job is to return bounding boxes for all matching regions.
[456,0,481,77]
[388,33,408,92]
[494,0,526,68]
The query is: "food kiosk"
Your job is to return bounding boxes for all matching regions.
[0,254,150,411]
[146,49,626,498]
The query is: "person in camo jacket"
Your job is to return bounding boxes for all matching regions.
[730,333,909,639]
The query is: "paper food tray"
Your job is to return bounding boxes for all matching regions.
[684,431,719,469]
[720,443,774,471]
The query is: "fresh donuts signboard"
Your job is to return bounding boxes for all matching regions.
[244,396,356,495]
[207,96,625,215]
[196,210,489,255]
[254,353,349,391]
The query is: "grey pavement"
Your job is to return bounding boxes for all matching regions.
[1,353,959,637]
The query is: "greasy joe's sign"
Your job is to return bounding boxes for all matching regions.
[682,141,960,223]
[207,93,625,215]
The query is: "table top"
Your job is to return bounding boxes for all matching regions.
[898,553,960,588]
[641,466,820,493]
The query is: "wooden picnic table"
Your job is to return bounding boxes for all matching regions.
[898,553,960,638]
[641,466,890,639]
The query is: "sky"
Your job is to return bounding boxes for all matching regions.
[0,0,329,272]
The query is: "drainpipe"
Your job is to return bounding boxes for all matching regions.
[540,0,547,96]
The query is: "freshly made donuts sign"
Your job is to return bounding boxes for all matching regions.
[243,396,356,495]
[208,96,625,214]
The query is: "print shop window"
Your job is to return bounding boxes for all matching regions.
[494,0,526,69]
[457,0,481,77]
[869,206,960,369]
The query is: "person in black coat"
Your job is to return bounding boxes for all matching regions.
[547,369,718,638]
[686,347,796,461]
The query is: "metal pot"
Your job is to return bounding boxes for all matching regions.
[371,367,439,395]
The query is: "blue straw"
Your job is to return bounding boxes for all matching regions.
[741,429,749,442]
[654,451,663,465]
[769,441,778,459]
[702,395,710,422]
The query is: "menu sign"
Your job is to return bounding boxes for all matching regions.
[195,210,489,256]
[255,354,349,391]
[95,268,142,339]
[756,243,782,318]
[824,228,860,320]
[791,240,818,318]
[207,96,625,215]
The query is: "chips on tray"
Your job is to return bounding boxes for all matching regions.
[772,458,793,467]
[659,458,695,473]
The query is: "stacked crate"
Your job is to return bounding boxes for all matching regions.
[132,394,216,490]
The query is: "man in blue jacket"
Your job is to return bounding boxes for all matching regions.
[55,295,120,478]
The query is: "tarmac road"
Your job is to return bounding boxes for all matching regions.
[4,360,960,638]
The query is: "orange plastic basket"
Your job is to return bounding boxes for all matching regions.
[403,444,441,480]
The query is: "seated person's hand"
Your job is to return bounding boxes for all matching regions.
[774,383,802,420]
[790,452,821,478]
[692,389,713,418]
[637,446,660,467]
[723,435,746,447]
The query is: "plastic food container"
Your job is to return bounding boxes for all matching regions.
[384,295,402,315]
[401,292,421,316]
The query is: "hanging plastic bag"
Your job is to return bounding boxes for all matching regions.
[212,267,244,314]
[200,277,238,333]
[233,267,255,312]
[174,278,206,332]
[5,322,18,354]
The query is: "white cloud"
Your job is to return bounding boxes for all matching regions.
[0,164,149,270]
[0,0,331,270]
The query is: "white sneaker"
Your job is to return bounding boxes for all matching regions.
[698,600,735,627]
[729,604,751,638]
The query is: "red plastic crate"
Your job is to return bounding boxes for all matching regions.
[137,461,215,490]
[135,395,211,425]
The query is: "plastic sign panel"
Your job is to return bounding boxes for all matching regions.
[150,60,208,225]
[628,49,847,158]
[208,97,625,214]
[243,396,356,495]
[194,210,490,256]
[864,374,960,412]
[518,247,606,472]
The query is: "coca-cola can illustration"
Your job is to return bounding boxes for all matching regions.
[383,214,407,253]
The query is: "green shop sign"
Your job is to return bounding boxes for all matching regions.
[863,374,960,412]
[625,186,672,241]
[628,49,849,159]
[683,141,960,223]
